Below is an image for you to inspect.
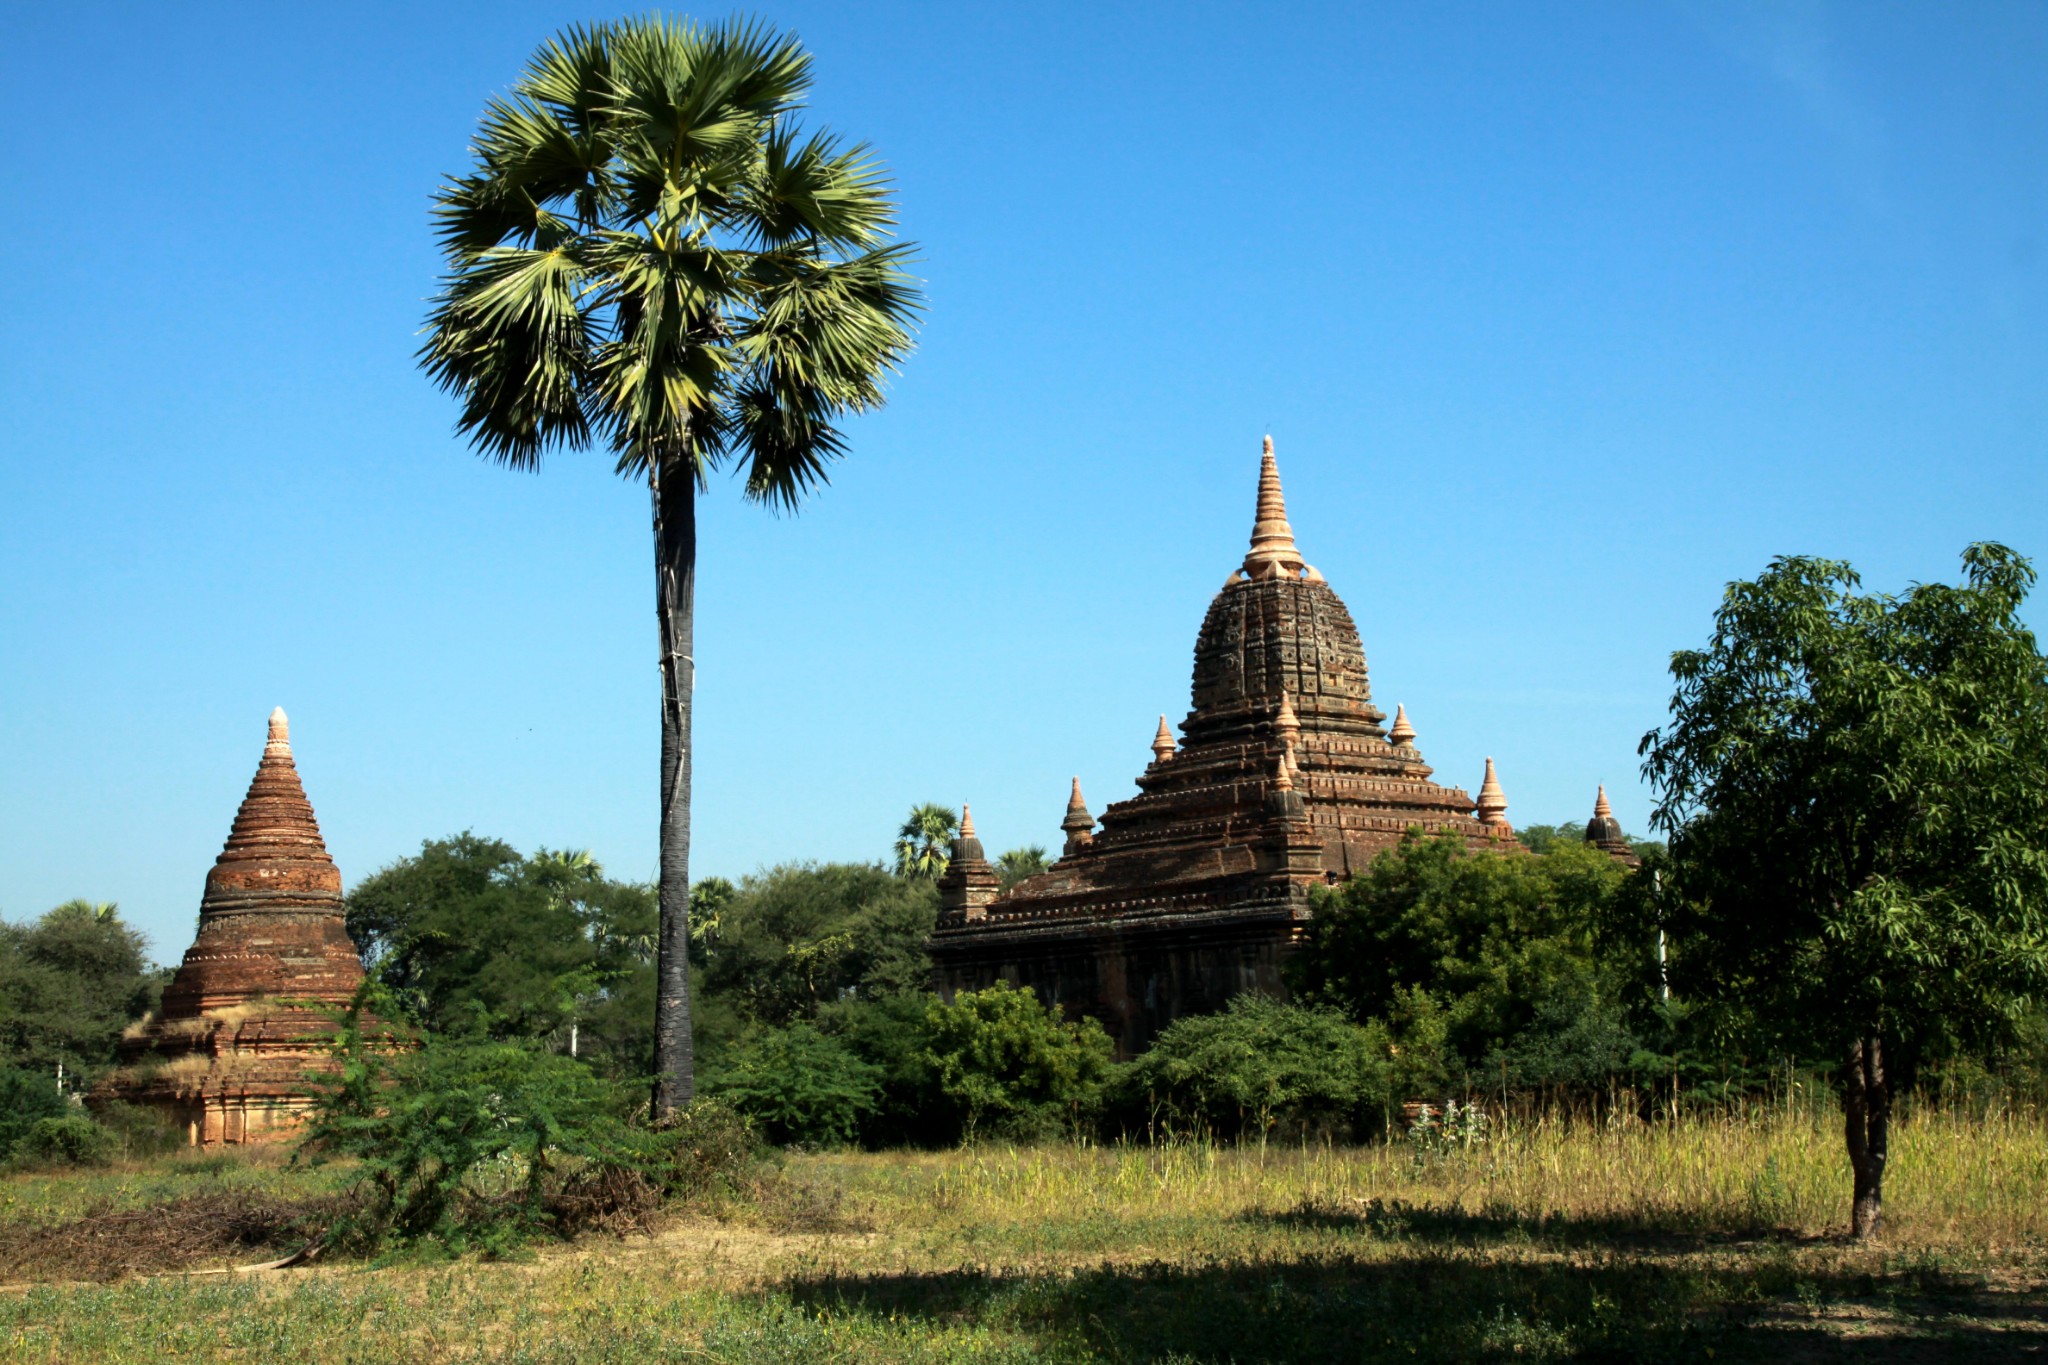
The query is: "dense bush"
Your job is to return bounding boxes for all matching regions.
[708,1023,882,1146]
[813,992,947,1146]
[17,1115,115,1166]
[924,984,1112,1139]
[1118,997,1392,1141]
[1295,832,1641,1095]
[298,995,755,1254]
[0,1067,73,1158]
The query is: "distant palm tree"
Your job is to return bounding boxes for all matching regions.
[995,846,1049,891]
[894,804,958,881]
[421,17,919,1117]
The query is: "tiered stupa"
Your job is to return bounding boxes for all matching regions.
[101,709,367,1145]
[1584,786,1641,867]
[931,440,1519,1054]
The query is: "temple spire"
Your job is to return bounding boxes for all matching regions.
[1061,777,1096,856]
[1242,436,1309,580]
[266,706,290,755]
[1388,704,1416,748]
[1593,785,1613,821]
[1274,690,1301,750]
[960,803,977,839]
[1475,757,1509,827]
[1151,715,1176,765]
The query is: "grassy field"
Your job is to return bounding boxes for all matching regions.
[2,1106,2045,1362]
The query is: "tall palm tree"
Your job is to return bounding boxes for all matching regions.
[894,803,958,881]
[421,16,920,1117]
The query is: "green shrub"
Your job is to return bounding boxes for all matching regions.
[18,1115,115,1166]
[709,1023,881,1147]
[924,983,1112,1140]
[1119,997,1391,1142]
[0,1067,72,1157]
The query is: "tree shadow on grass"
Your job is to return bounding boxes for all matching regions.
[775,1240,2046,1363]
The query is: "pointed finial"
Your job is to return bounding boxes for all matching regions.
[1152,715,1176,765]
[1388,704,1416,747]
[1060,777,1096,853]
[1273,744,1295,792]
[1593,785,1613,821]
[1476,757,1508,826]
[1242,436,1307,580]
[1274,690,1301,749]
[960,803,977,839]
[266,707,290,754]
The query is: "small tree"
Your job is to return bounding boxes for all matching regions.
[1640,544,2048,1239]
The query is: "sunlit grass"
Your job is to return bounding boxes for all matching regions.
[2,1105,2043,1363]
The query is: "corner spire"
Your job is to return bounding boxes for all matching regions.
[1060,777,1096,857]
[1475,757,1509,827]
[1274,690,1301,750]
[1242,436,1308,580]
[1388,704,1416,748]
[1152,715,1176,765]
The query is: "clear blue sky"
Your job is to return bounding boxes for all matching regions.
[3,2,2044,962]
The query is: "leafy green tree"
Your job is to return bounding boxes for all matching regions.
[893,804,957,881]
[696,863,937,1026]
[1120,997,1390,1142]
[422,16,921,1117]
[924,983,1112,1139]
[0,901,160,1078]
[345,835,655,1045]
[1640,543,2048,1239]
[1295,833,1637,1091]
[708,1022,881,1146]
[995,846,1049,891]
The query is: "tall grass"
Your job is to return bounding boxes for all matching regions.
[2,1106,2042,1363]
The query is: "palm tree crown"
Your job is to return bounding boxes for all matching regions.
[895,803,958,881]
[422,16,919,489]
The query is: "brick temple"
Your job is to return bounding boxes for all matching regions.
[100,709,367,1144]
[930,440,1527,1055]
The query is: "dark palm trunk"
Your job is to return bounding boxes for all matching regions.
[1843,1034,1889,1240]
[650,459,697,1119]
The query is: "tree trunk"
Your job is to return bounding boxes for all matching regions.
[649,459,697,1119]
[1842,1034,1889,1240]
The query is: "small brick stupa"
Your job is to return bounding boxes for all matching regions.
[102,708,366,1145]
[931,439,1521,1055]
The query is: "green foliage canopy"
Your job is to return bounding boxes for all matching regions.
[1295,833,1637,1090]
[344,835,655,1051]
[708,1022,882,1146]
[923,983,1112,1139]
[1641,544,2048,1061]
[1120,997,1391,1141]
[695,863,937,1028]
[0,901,160,1078]
[1639,543,2048,1235]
